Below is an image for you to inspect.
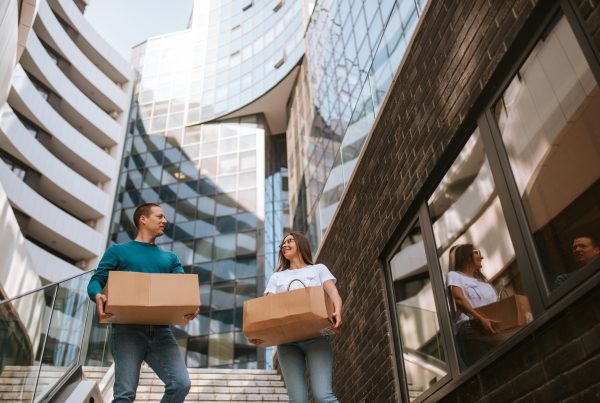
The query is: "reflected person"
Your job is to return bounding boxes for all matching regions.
[554,236,600,288]
[447,244,499,367]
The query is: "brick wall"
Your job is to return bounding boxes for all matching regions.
[315,0,600,402]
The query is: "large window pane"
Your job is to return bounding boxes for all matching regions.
[428,129,531,370]
[494,15,600,291]
[389,220,447,400]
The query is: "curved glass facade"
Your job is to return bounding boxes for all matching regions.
[109,0,299,369]
[287,0,428,248]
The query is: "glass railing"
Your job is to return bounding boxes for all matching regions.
[0,270,113,402]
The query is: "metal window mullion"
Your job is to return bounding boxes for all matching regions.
[562,0,600,82]
[418,203,461,379]
[381,216,418,403]
[477,112,547,314]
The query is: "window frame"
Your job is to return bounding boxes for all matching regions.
[382,1,600,400]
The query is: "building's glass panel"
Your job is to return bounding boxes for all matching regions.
[428,129,533,370]
[493,16,600,292]
[389,220,448,400]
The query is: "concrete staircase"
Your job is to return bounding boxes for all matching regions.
[0,365,69,402]
[87,366,290,402]
[1,365,289,402]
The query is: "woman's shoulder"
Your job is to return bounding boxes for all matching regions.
[311,263,329,271]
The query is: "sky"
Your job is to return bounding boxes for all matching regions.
[85,0,194,61]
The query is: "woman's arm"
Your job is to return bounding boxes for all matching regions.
[323,279,343,330]
[450,286,498,334]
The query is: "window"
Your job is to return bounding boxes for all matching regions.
[493,15,600,293]
[428,129,532,370]
[384,8,600,400]
[388,220,448,400]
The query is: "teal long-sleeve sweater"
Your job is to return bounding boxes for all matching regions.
[87,241,184,301]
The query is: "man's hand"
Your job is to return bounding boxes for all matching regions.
[184,307,200,320]
[95,293,112,320]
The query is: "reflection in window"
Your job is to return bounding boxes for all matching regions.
[428,129,530,370]
[389,220,447,400]
[493,16,600,291]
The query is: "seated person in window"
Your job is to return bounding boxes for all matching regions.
[554,236,600,288]
[447,244,499,367]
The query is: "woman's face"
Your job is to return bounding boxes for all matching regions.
[473,248,484,269]
[281,235,298,261]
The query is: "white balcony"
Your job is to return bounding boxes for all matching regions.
[48,0,130,84]
[35,0,127,113]
[0,105,109,221]
[20,32,120,148]
[0,161,103,260]
[9,65,115,183]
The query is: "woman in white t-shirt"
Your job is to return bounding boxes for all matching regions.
[447,243,499,366]
[250,232,342,403]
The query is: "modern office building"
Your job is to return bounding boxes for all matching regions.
[309,0,600,402]
[106,0,304,369]
[0,0,131,375]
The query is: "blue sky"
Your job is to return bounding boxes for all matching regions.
[85,0,194,61]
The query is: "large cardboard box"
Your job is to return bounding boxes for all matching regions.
[101,271,200,325]
[243,286,334,347]
[472,294,532,346]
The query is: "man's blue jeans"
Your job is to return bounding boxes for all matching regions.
[277,335,338,403]
[110,324,191,403]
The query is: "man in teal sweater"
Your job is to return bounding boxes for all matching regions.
[88,203,198,403]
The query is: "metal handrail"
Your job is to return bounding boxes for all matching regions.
[0,268,95,306]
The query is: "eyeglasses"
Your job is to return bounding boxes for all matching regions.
[279,237,295,250]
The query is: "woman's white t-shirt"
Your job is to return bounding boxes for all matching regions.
[264,264,336,294]
[447,270,497,323]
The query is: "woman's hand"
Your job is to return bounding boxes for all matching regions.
[477,315,500,334]
[332,306,343,331]
[323,280,343,331]
[249,338,264,345]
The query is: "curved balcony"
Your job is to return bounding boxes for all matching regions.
[20,32,120,148]
[25,239,82,283]
[35,0,127,113]
[0,105,109,221]
[48,0,130,84]
[0,0,19,105]
[9,65,114,183]
[0,161,103,260]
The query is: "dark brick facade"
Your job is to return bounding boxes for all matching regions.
[315,0,600,402]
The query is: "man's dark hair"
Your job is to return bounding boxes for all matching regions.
[133,203,161,229]
[574,235,599,248]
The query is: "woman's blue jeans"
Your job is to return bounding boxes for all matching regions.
[277,335,339,403]
[110,324,191,403]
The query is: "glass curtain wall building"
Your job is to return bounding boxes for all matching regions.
[286,0,428,250]
[108,0,303,369]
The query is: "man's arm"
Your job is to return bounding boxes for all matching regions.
[87,246,119,320]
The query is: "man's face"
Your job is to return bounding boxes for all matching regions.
[572,237,600,267]
[141,206,167,236]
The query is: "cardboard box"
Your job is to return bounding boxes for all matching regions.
[472,294,532,346]
[242,286,335,347]
[101,271,200,325]
[474,294,532,331]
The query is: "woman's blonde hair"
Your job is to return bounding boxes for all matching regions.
[275,232,314,272]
